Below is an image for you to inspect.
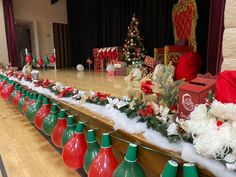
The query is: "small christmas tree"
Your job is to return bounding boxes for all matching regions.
[122,14,146,67]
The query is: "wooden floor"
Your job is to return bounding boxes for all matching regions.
[39,69,128,97]
[0,97,80,177]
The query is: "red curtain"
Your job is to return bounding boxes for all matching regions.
[3,0,19,68]
[206,0,226,75]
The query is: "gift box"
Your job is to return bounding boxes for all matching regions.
[115,67,126,76]
[144,56,158,68]
[178,76,216,119]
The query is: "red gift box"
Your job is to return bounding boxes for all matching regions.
[144,56,158,68]
[178,77,216,119]
[114,67,126,76]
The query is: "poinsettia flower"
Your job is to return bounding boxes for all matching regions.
[95,92,110,101]
[141,80,153,94]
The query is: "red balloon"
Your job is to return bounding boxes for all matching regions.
[62,122,87,169]
[1,81,14,100]
[25,54,32,64]
[38,56,44,66]
[13,89,23,106]
[51,110,67,148]
[88,133,118,177]
[34,97,51,130]
[49,55,56,63]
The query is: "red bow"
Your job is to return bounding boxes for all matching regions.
[42,79,51,88]
[34,81,40,87]
[95,92,110,101]
[138,105,155,117]
[141,80,153,94]
[58,86,74,98]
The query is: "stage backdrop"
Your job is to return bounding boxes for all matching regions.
[67,0,210,73]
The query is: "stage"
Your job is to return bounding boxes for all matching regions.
[39,69,128,97]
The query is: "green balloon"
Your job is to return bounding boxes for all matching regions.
[32,56,37,67]
[44,56,50,66]
[17,90,27,113]
[112,143,146,177]
[61,115,76,146]
[83,129,100,174]
[42,103,58,136]
[26,94,43,122]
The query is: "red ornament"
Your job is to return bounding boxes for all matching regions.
[51,109,67,148]
[23,93,37,115]
[62,122,87,169]
[38,56,44,66]
[25,54,32,64]
[34,97,51,130]
[1,81,14,100]
[49,55,56,63]
[13,87,23,105]
[217,120,223,127]
[88,133,118,177]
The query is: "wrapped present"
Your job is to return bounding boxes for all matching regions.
[144,56,158,68]
[178,76,216,119]
[115,67,126,76]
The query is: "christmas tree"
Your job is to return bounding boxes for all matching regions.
[122,14,146,67]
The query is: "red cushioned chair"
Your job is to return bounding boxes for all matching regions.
[154,0,198,66]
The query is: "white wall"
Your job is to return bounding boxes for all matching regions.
[222,0,236,71]
[0,0,9,64]
[13,0,67,57]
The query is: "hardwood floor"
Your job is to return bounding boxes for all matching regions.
[39,69,128,97]
[0,97,80,177]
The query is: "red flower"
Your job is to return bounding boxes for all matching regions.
[94,92,110,101]
[217,120,223,127]
[42,79,51,88]
[58,86,74,98]
[138,105,155,117]
[141,80,153,94]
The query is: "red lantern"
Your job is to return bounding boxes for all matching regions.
[23,93,37,115]
[1,80,14,100]
[25,54,32,64]
[62,122,87,169]
[51,109,67,148]
[38,56,44,67]
[88,133,118,177]
[34,97,51,130]
[49,54,56,63]
[13,86,23,105]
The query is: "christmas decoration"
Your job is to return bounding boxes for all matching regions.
[32,56,37,67]
[0,78,7,93]
[122,14,146,66]
[21,92,31,113]
[24,48,32,64]
[49,54,56,64]
[86,57,92,71]
[1,80,14,100]
[83,129,100,174]
[17,90,27,113]
[9,83,19,103]
[88,133,118,177]
[34,97,51,130]
[62,122,87,169]
[42,103,58,136]
[61,115,76,147]
[13,86,23,105]
[183,163,198,177]
[25,94,43,122]
[43,55,50,67]
[113,143,146,177]
[23,93,37,115]
[37,56,44,67]
[51,109,67,148]
[22,63,32,77]
[161,160,178,177]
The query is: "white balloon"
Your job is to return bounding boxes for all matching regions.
[106,64,115,72]
[76,64,84,72]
